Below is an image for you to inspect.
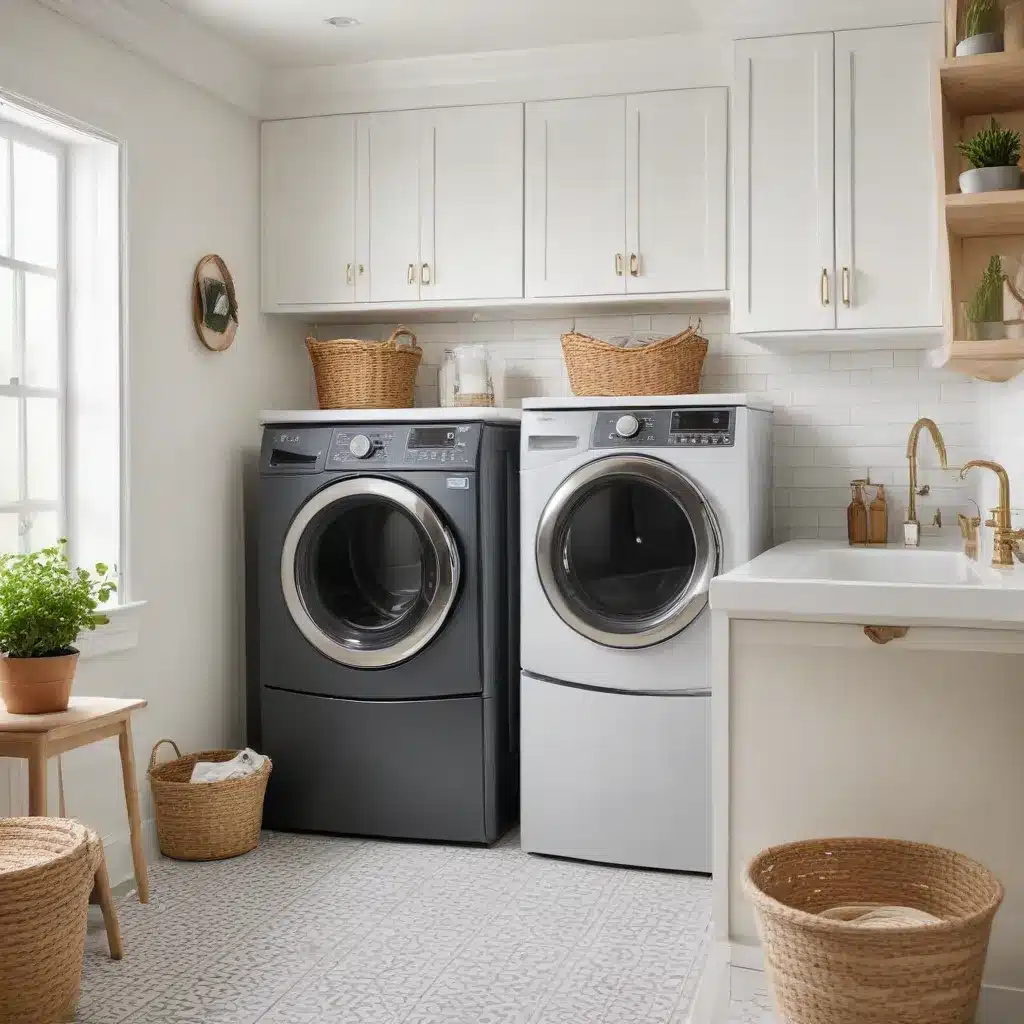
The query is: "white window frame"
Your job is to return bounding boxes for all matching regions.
[0,119,68,556]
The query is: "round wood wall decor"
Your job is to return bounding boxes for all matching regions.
[192,254,239,351]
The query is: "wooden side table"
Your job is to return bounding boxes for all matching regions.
[0,696,150,904]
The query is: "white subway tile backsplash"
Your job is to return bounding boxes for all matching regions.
[332,312,981,543]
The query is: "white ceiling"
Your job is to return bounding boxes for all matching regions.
[161,0,943,68]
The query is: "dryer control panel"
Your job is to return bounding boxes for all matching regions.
[591,408,735,449]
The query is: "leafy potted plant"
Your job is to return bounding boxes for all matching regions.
[967,254,1005,340]
[0,541,115,714]
[957,118,1022,193]
[957,0,1003,55]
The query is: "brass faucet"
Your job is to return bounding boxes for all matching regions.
[959,460,1024,568]
[904,418,948,547]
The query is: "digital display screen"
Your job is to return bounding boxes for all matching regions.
[408,427,458,449]
[671,410,730,433]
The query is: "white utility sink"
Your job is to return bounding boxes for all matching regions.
[766,546,984,587]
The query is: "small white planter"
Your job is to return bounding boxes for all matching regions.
[972,320,1006,340]
[956,32,1004,56]
[960,165,1022,192]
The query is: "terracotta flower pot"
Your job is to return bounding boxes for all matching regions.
[0,651,79,714]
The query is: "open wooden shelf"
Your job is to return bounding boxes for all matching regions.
[945,188,1024,236]
[940,51,1024,115]
[930,337,1024,381]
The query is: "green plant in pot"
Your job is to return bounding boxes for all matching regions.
[957,119,1022,193]
[958,0,1003,55]
[0,541,115,714]
[967,254,1005,340]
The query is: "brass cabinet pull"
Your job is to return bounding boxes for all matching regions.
[407,263,416,285]
[863,625,909,645]
[615,253,624,277]
[629,253,639,276]
[842,266,851,306]
[346,263,354,286]
[820,267,830,306]
[421,263,432,286]
[358,264,365,275]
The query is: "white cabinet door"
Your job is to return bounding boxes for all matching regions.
[261,116,357,307]
[834,24,943,330]
[733,34,836,333]
[363,110,423,303]
[626,89,727,295]
[422,104,523,302]
[525,96,627,298]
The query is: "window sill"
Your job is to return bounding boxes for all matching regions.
[77,601,146,660]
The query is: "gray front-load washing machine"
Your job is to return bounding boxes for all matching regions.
[249,411,520,844]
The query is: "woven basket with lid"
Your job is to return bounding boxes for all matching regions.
[561,327,708,397]
[743,836,1004,1024]
[148,740,271,861]
[306,326,422,409]
[0,817,102,1024]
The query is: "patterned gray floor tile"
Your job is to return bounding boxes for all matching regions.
[78,830,712,1024]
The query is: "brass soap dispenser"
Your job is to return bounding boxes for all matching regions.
[847,480,869,546]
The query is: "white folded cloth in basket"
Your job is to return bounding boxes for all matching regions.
[819,903,944,928]
[190,748,267,784]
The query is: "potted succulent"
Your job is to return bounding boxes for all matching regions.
[956,118,1022,193]
[957,0,1003,55]
[967,254,1005,340]
[0,541,116,714]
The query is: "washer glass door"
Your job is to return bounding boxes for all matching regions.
[537,455,719,648]
[282,478,460,668]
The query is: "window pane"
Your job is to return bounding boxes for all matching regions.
[0,266,13,384]
[25,273,57,388]
[0,141,9,258]
[0,513,19,556]
[0,396,18,502]
[26,396,59,500]
[13,142,58,269]
[27,509,58,553]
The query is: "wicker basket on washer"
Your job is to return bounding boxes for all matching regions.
[306,326,422,409]
[148,740,272,861]
[0,818,102,1024]
[743,837,1004,1024]
[561,326,708,397]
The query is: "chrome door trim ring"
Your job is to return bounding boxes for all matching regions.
[281,477,460,668]
[536,454,721,649]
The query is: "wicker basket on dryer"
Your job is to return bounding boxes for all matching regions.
[561,326,708,397]
[306,326,422,409]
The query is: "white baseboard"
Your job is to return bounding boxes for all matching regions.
[100,818,161,892]
[979,985,1024,1023]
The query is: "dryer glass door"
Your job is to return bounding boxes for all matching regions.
[536,455,720,648]
[281,478,460,668]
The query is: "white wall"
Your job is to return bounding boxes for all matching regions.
[0,0,310,884]
[335,313,982,543]
[981,379,1024,525]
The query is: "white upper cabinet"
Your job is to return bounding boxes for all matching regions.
[733,24,942,337]
[626,90,728,295]
[834,24,943,330]
[526,96,627,298]
[733,34,836,334]
[262,116,358,307]
[422,104,524,302]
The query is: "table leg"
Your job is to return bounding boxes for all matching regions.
[118,718,149,903]
[28,740,47,815]
[91,849,124,960]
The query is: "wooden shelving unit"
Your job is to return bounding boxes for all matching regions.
[934,0,1024,380]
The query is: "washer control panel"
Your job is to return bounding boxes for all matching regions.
[592,408,735,449]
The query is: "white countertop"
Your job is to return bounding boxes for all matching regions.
[522,393,773,412]
[711,539,1024,629]
[261,407,522,425]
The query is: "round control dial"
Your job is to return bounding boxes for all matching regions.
[615,414,641,439]
[349,434,373,459]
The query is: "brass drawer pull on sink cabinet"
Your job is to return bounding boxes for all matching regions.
[863,625,909,645]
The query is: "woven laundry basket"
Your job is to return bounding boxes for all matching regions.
[561,327,708,397]
[0,818,102,1024]
[306,326,422,409]
[743,837,1004,1024]
[148,740,271,861]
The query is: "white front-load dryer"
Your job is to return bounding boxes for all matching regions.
[519,396,773,872]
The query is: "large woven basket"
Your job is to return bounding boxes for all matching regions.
[0,818,101,1024]
[307,326,422,409]
[561,327,708,396]
[743,837,1004,1024]
[149,740,271,861]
